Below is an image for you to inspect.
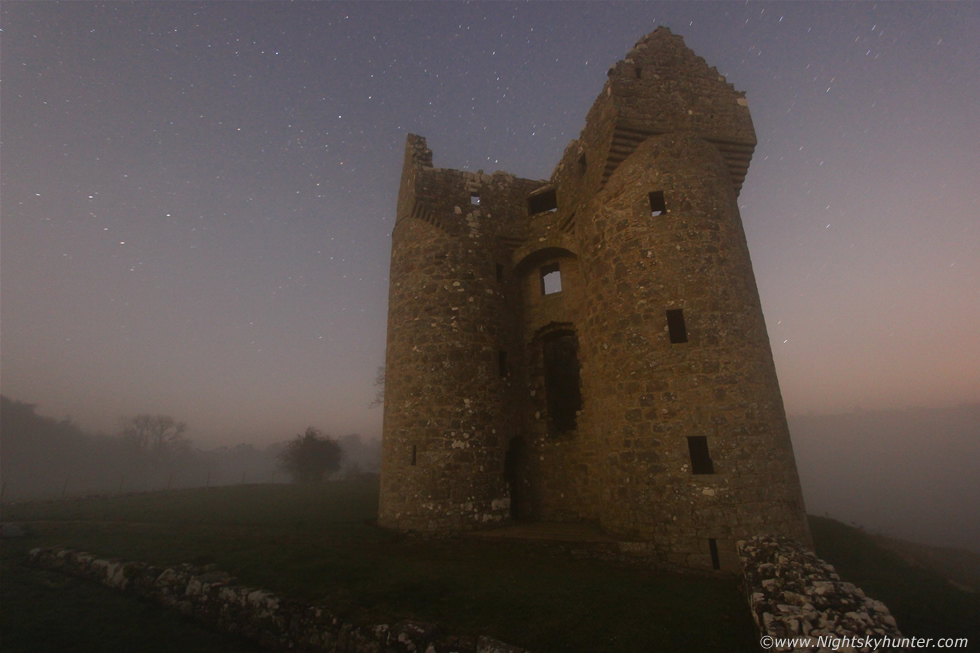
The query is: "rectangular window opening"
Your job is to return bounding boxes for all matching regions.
[495,263,504,283]
[687,436,714,475]
[410,445,417,467]
[578,153,587,176]
[498,351,508,377]
[666,308,688,344]
[540,263,562,295]
[470,193,480,205]
[527,188,558,215]
[649,190,667,217]
[635,65,643,79]
[709,538,720,570]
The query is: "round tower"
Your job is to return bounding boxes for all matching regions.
[577,133,809,568]
[565,28,810,568]
[378,136,531,531]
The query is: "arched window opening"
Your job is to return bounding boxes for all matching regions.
[542,331,583,434]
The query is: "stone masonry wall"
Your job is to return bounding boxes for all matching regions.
[576,131,810,568]
[379,143,543,531]
[738,535,906,652]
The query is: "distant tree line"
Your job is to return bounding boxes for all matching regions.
[0,395,380,501]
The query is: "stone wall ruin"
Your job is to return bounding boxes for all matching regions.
[28,541,909,652]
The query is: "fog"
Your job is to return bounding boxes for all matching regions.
[3,393,976,555]
[790,405,980,553]
[0,396,380,502]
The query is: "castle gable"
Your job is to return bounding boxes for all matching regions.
[572,27,756,195]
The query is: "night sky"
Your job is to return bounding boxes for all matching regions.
[3,2,978,448]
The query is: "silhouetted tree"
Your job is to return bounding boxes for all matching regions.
[120,414,190,462]
[278,427,342,483]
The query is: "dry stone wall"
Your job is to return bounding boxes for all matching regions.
[29,538,913,652]
[738,535,905,651]
[27,546,527,653]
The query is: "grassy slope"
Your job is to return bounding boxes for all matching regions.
[872,534,980,593]
[2,481,757,653]
[809,516,979,641]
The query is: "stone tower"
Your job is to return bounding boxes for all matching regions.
[379,27,810,570]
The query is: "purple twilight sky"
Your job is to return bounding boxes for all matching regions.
[2,2,978,448]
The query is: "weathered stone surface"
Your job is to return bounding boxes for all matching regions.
[476,636,526,653]
[738,535,904,651]
[379,26,810,571]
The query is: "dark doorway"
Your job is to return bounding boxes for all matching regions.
[504,436,530,520]
[542,331,583,434]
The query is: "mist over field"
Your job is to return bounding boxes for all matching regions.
[3,393,976,556]
[0,395,380,502]
[789,405,980,554]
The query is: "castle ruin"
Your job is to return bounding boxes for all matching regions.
[379,27,810,571]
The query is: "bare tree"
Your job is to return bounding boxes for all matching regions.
[120,414,189,460]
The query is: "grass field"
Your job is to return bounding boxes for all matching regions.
[2,481,976,652]
[2,480,758,652]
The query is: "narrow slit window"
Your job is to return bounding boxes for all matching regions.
[649,191,666,216]
[666,309,688,343]
[578,153,587,176]
[687,436,714,474]
[498,351,508,377]
[496,263,504,283]
[635,65,643,79]
[709,539,720,570]
[470,193,480,205]
[540,263,562,295]
[527,188,558,215]
[410,445,417,467]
